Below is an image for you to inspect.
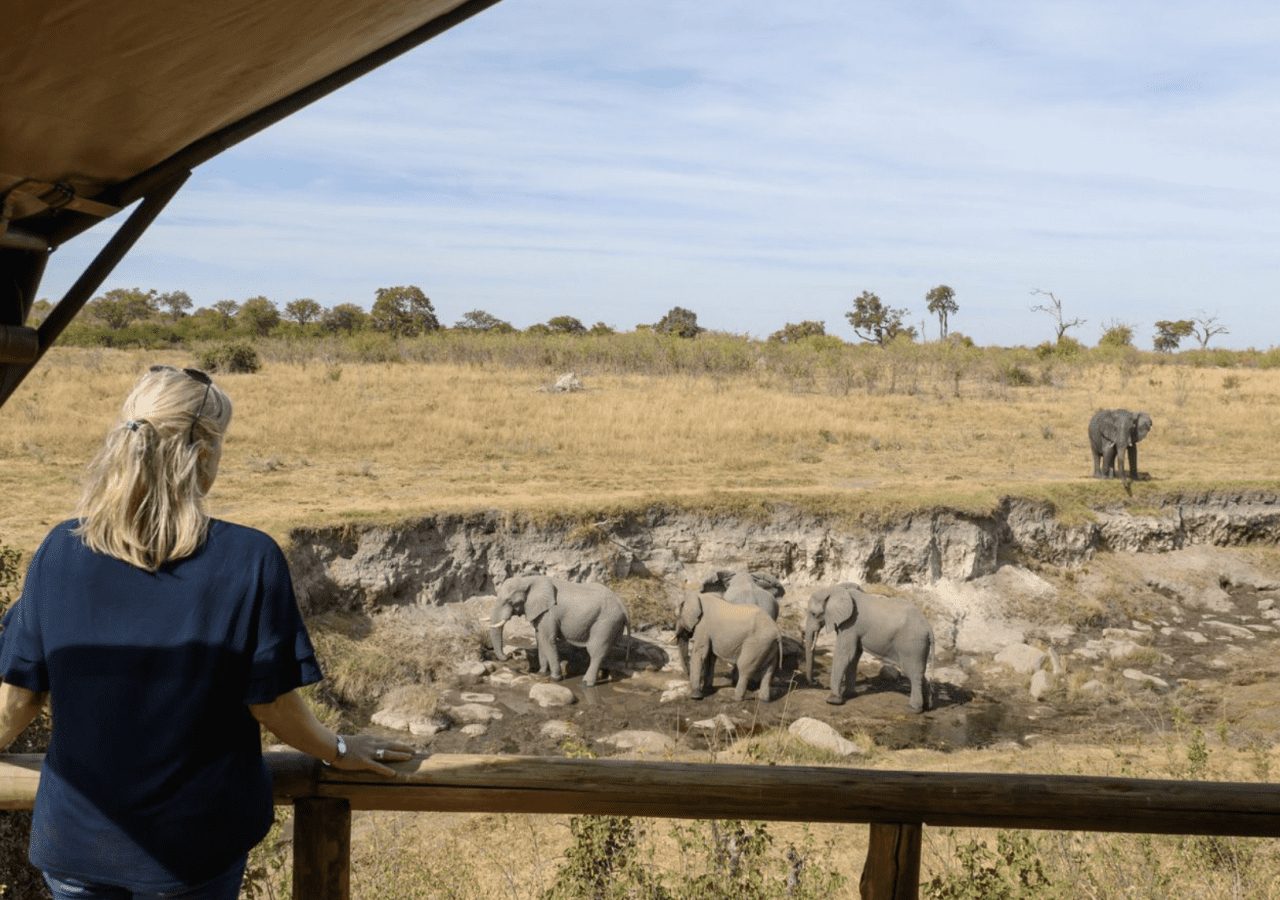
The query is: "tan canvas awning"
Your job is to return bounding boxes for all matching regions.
[0,0,502,405]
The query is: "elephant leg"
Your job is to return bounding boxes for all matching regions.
[689,643,710,700]
[908,668,928,712]
[1126,444,1139,480]
[756,656,776,703]
[538,623,563,681]
[826,635,858,705]
[583,630,613,687]
[1101,443,1118,478]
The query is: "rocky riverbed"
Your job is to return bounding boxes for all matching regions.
[287,495,1280,759]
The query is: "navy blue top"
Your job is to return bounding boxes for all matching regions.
[0,519,321,891]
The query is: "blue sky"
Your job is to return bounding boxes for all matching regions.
[43,1,1280,348]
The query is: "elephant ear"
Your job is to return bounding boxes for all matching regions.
[699,571,727,593]
[525,577,557,623]
[827,587,857,630]
[678,593,704,632]
[750,572,784,596]
[1134,412,1152,441]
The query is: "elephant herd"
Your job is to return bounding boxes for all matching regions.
[488,570,935,713]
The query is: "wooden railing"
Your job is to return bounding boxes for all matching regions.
[3,752,1280,899]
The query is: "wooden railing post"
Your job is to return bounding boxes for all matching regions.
[860,822,922,900]
[293,797,351,900]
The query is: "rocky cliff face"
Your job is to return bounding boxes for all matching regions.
[285,492,1280,614]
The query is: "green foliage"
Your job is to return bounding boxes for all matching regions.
[999,363,1035,387]
[545,315,588,335]
[589,321,615,335]
[1098,322,1134,348]
[544,816,667,900]
[846,290,911,346]
[925,284,959,338]
[654,306,704,338]
[237,296,281,337]
[924,831,1057,900]
[454,309,515,333]
[157,290,194,320]
[284,297,323,326]
[196,341,261,374]
[87,287,158,329]
[768,320,826,343]
[321,302,368,334]
[210,299,239,330]
[1153,319,1194,353]
[371,285,439,336]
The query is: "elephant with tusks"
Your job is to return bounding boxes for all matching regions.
[1089,408,1152,483]
[804,584,933,712]
[489,575,629,687]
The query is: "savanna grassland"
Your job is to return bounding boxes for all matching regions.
[2,337,1279,556]
[6,337,1280,898]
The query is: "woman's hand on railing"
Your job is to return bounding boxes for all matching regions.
[331,734,416,777]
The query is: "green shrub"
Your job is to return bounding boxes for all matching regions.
[196,341,261,374]
[998,363,1035,387]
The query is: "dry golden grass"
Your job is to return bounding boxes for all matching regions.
[2,347,1279,556]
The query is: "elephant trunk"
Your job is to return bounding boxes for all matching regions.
[803,620,818,683]
[489,623,507,661]
[676,634,690,676]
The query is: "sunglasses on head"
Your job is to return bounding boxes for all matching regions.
[149,365,214,444]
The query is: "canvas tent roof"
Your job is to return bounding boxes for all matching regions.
[0,0,499,406]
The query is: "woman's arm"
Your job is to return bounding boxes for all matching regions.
[249,689,413,776]
[0,682,46,750]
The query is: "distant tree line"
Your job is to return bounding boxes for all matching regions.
[33,282,1232,353]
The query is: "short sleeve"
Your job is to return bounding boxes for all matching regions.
[0,544,50,692]
[243,541,322,705]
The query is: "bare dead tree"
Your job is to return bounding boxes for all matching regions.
[1191,310,1229,349]
[1029,288,1086,342]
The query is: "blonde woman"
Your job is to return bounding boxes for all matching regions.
[0,365,411,899]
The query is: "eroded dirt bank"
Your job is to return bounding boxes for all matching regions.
[284,493,1280,757]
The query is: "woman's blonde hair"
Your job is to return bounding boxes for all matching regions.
[75,366,233,570]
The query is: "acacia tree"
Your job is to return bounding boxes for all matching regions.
[157,290,193,320]
[846,291,911,345]
[210,299,239,330]
[1153,319,1195,352]
[371,285,439,337]
[768,320,826,343]
[1098,320,1134,348]
[1190,311,1229,349]
[88,287,158,329]
[284,298,322,326]
[545,315,587,335]
[454,309,514,332]
[925,285,958,339]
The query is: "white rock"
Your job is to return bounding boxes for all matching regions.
[1046,647,1064,675]
[1259,598,1276,612]
[692,714,740,734]
[1122,669,1170,690]
[1107,640,1143,661]
[788,717,863,757]
[1072,647,1102,661]
[460,692,495,703]
[1210,658,1230,670]
[540,720,580,741]
[488,670,532,687]
[460,724,488,737]
[448,703,504,724]
[454,661,488,678]
[1029,670,1054,701]
[598,730,675,755]
[1159,627,1176,636]
[409,719,445,737]
[1079,679,1105,695]
[1203,620,1256,640]
[529,683,577,708]
[1181,631,1209,644]
[1131,621,1152,632]
[1248,624,1276,633]
[930,666,969,687]
[993,643,1047,675]
[660,681,691,703]
[1262,610,1280,621]
[370,709,410,731]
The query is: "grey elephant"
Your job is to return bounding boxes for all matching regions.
[489,575,629,687]
[699,569,785,620]
[677,592,781,702]
[1089,408,1152,483]
[804,583,933,712]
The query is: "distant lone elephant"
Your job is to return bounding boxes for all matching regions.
[1089,409,1152,482]
[677,592,781,702]
[489,575,629,687]
[699,569,785,620]
[804,583,933,712]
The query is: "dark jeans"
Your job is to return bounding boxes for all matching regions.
[42,856,246,900]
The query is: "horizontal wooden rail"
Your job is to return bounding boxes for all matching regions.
[4,752,1280,899]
